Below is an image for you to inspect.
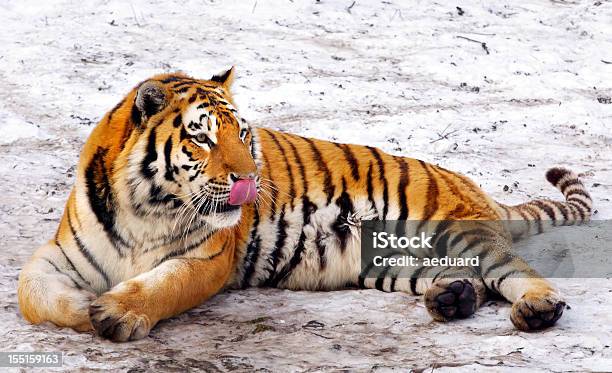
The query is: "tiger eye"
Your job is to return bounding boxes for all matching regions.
[195,133,208,143]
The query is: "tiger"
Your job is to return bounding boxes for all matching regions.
[17,68,592,342]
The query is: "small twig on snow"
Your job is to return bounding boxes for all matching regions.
[305,331,333,339]
[252,0,257,13]
[346,1,356,13]
[430,123,459,143]
[390,9,403,21]
[130,3,142,27]
[456,35,490,55]
[602,59,612,64]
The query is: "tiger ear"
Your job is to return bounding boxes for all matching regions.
[210,66,235,89]
[134,80,170,123]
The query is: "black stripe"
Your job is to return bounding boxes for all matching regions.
[531,200,556,222]
[148,184,178,207]
[173,113,183,128]
[396,157,410,220]
[489,279,499,294]
[366,147,389,219]
[163,135,175,181]
[42,257,62,274]
[263,209,288,286]
[176,244,226,264]
[337,143,360,181]
[118,111,137,153]
[271,234,306,287]
[332,178,354,253]
[141,219,208,253]
[43,258,82,289]
[154,230,216,265]
[410,278,419,295]
[522,206,544,233]
[375,265,392,292]
[482,255,515,278]
[358,251,404,289]
[130,104,142,127]
[550,201,569,222]
[358,275,366,289]
[567,197,590,211]
[366,162,379,217]
[417,161,439,232]
[175,86,190,94]
[189,166,202,182]
[107,97,127,123]
[141,127,158,178]
[241,210,261,288]
[449,229,466,248]
[431,267,450,283]
[282,133,308,193]
[67,211,111,289]
[559,178,582,192]
[267,130,296,209]
[56,240,90,289]
[496,269,521,289]
[303,137,334,204]
[389,275,398,292]
[160,76,195,84]
[180,127,190,142]
[449,228,496,250]
[568,202,586,221]
[432,220,456,245]
[250,131,258,161]
[513,207,534,236]
[456,239,485,258]
[269,197,316,286]
[469,244,496,278]
[500,204,513,220]
[410,264,430,287]
[434,231,451,258]
[316,231,327,270]
[566,189,591,200]
[172,81,194,90]
[85,147,128,253]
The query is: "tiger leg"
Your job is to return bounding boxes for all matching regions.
[360,258,486,321]
[455,226,566,331]
[18,242,96,332]
[89,244,234,342]
[485,270,565,331]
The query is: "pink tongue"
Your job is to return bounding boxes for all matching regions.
[228,179,257,205]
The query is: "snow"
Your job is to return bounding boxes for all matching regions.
[0,111,45,145]
[0,0,611,371]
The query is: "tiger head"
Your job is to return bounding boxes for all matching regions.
[116,68,259,229]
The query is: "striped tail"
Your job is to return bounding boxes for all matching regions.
[497,167,593,241]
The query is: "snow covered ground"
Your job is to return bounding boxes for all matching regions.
[1,0,611,371]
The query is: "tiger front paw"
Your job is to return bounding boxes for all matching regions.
[510,290,566,331]
[425,278,486,321]
[89,283,153,342]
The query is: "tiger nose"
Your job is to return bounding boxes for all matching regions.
[229,172,256,183]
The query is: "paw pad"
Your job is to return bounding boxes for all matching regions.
[511,298,565,331]
[436,280,477,319]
